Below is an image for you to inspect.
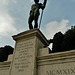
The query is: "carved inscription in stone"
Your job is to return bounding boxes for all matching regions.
[38,62,75,75]
[11,39,35,75]
[14,41,33,72]
[46,68,75,75]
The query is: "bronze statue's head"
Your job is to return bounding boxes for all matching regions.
[34,0,39,3]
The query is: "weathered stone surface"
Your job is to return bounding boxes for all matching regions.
[10,29,49,75]
[0,62,11,75]
[38,47,49,56]
[11,39,35,75]
[38,62,75,75]
[7,54,13,61]
[38,50,75,75]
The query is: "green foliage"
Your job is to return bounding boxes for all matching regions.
[0,45,14,62]
[51,26,75,53]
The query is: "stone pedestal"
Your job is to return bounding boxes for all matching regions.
[9,29,49,75]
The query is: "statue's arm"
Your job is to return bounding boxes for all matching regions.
[43,0,47,8]
[40,0,47,10]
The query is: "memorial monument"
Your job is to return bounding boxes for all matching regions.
[9,1,48,74]
[0,0,75,75]
[9,29,49,75]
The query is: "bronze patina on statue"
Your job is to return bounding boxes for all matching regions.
[28,0,47,30]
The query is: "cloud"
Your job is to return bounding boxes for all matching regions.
[0,14,18,37]
[30,0,34,2]
[72,0,75,2]
[12,0,17,4]
[44,19,70,39]
[0,0,18,38]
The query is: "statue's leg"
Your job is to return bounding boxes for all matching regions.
[34,14,39,28]
[28,15,34,30]
[34,19,38,28]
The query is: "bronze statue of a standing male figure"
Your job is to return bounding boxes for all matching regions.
[28,0,47,30]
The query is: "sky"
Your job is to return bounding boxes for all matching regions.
[0,0,75,49]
